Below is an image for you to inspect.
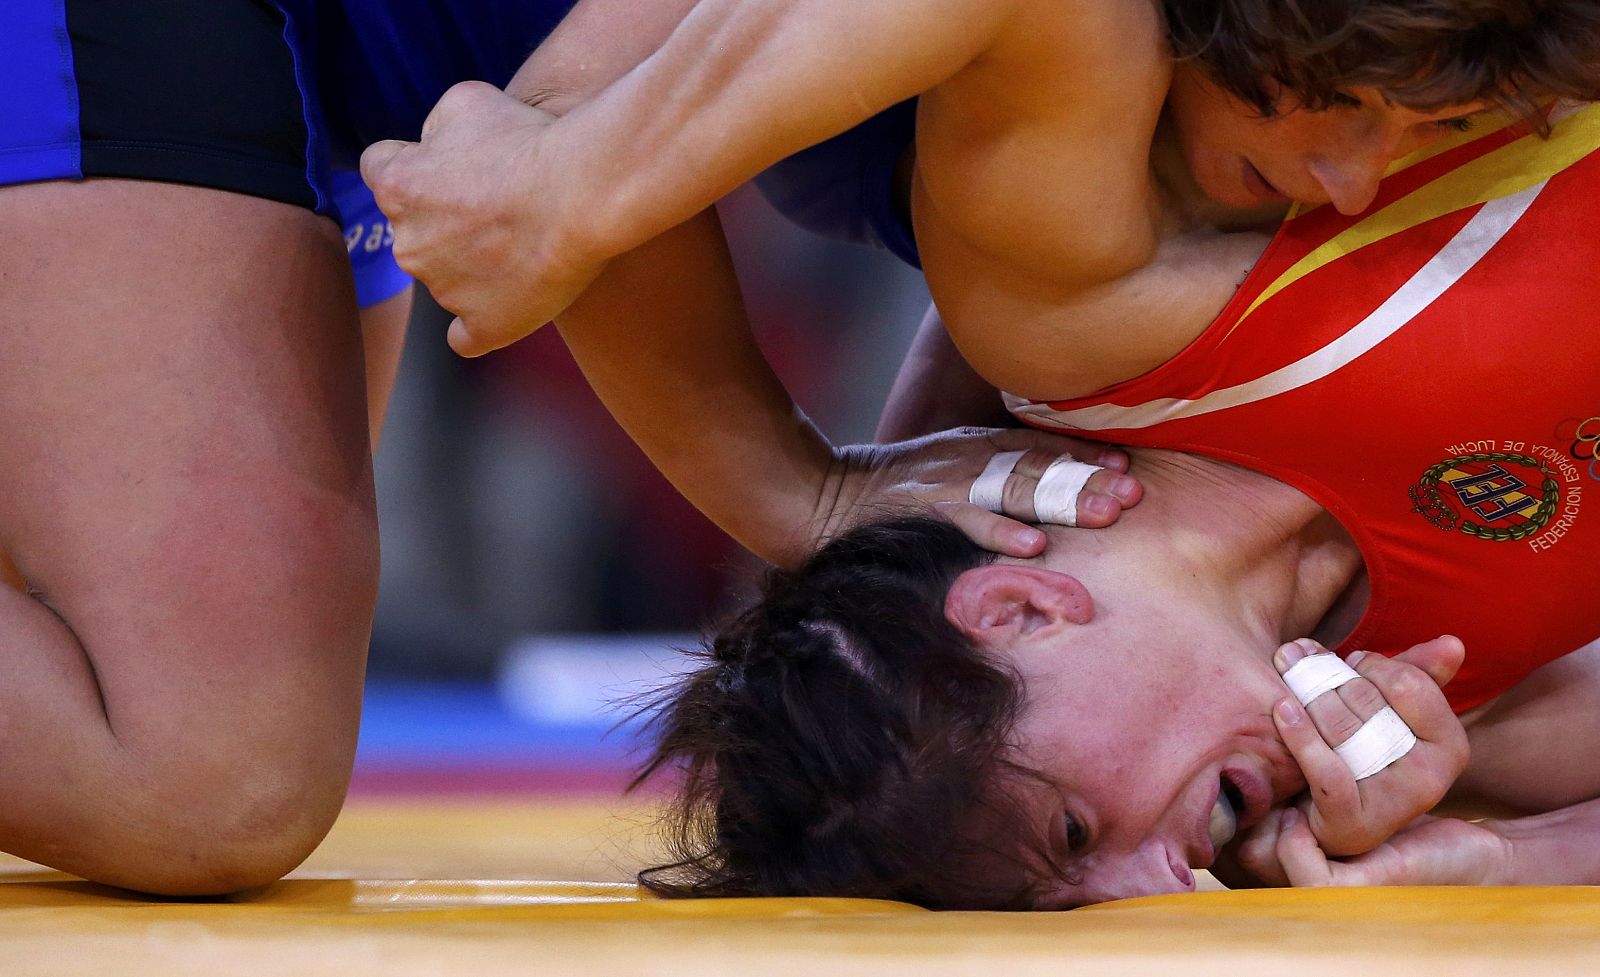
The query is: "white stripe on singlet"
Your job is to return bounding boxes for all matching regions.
[1005,180,1547,433]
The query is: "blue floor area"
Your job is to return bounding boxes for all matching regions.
[356,679,650,768]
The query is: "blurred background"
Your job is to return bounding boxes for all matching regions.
[351,181,931,798]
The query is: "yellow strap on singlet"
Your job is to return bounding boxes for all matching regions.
[1236,102,1600,329]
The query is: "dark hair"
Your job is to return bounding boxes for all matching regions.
[1164,0,1600,117]
[632,517,1050,909]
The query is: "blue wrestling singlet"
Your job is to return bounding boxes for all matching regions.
[1,0,921,307]
[754,99,922,268]
[0,0,335,215]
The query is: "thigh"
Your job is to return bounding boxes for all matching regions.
[0,177,376,762]
[0,1,375,890]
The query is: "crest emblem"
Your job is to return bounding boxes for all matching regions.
[1409,451,1559,541]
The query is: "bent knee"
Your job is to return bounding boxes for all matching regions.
[109,759,350,895]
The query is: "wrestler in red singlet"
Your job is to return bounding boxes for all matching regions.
[1009,104,1600,713]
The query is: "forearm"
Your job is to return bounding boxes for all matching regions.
[512,6,846,564]
[506,0,696,110]
[555,210,836,567]
[1485,798,1600,885]
[542,0,1020,264]
[877,303,1012,442]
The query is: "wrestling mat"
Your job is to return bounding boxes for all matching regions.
[4,796,1599,976]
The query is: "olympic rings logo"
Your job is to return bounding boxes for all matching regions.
[1571,416,1600,480]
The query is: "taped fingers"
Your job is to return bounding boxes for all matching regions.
[970,455,1137,524]
[1334,707,1417,780]
[999,449,1073,522]
[1279,645,1418,781]
[1034,458,1102,526]
[967,450,1027,512]
[1350,648,1467,745]
[1305,665,1390,752]
[968,449,1096,525]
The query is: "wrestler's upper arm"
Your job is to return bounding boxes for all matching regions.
[482,0,1039,286]
[513,0,1029,120]
[1448,640,1600,815]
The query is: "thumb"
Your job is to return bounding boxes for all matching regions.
[1390,634,1466,688]
[448,316,505,359]
[447,317,486,358]
[360,140,413,193]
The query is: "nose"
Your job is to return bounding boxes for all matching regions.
[1074,841,1196,907]
[1305,151,1388,215]
[1305,115,1413,216]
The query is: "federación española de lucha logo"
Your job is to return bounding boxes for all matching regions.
[1410,427,1588,551]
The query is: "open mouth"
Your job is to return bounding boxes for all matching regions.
[1207,775,1248,850]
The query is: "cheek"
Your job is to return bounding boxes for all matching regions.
[1101,685,1198,758]
[1172,107,1235,173]
[1182,135,1232,186]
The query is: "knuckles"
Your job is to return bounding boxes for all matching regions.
[1376,666,1433,707]
[1318,705,1365,746]
[1339,678,1388,718]
[360,153,409,208]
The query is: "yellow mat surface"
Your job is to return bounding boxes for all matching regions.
[4,797,1598,976]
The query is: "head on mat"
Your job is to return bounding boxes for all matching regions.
[634,490,1350,909]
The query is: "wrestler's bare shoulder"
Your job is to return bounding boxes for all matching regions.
[913,0,1269,399]
[916,0,1171,286]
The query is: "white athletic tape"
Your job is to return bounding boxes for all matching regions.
[1032,458,1101,527]
[1282,653,1417,780]
[968,450,1027,513]
[1282,653,1361,706]
[1334,706,1418,780]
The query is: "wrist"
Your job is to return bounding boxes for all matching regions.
[1475,819,1520,885]
[718,416,838,569]
[546,101,663,267]
[518,108,632,277]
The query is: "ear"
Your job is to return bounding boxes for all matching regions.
[944,565,1094,643]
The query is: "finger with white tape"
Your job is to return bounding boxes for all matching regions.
[968,450,1027,513]
[1334,707,1418,780]
[1282,653,1362,706]
[1032,458,1102,527]
[1281,653,1418,781]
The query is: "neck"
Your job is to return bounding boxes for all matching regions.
[1043,449,1366,652]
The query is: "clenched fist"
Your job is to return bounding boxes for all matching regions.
[361,81,606,357]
